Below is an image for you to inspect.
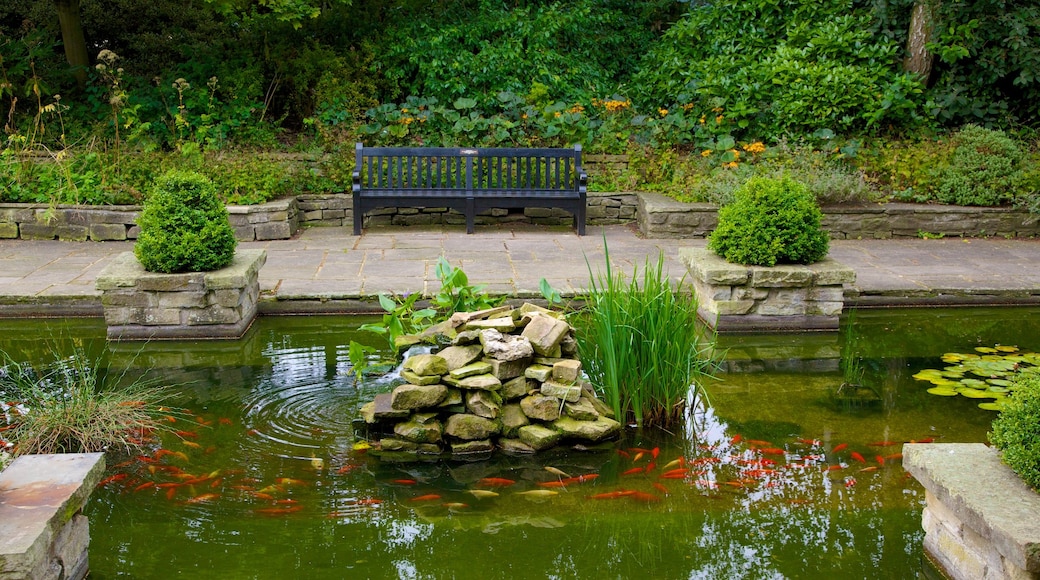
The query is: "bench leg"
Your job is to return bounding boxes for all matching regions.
[353,210,363,236]
[576,204,586,236]
[466,198,475,234]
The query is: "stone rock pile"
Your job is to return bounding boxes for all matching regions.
[358,304,621,459]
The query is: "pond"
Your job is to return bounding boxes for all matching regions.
[3,307,1038,579]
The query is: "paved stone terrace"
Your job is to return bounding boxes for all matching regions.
[0,223,1039,317]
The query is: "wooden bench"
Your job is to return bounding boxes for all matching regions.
[352,143,587,235]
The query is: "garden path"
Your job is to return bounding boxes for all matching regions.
[0,224,1038,315]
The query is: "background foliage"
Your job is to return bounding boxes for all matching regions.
[0,0,1037,206]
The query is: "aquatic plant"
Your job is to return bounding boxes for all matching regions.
[575,245,717,429]
[989,374,1040,491]
[348,257,504,379]
[0,349,170,456]
[913,345,1040,411]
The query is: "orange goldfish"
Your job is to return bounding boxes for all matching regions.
[410,494,442,502]
[478,477,516,487]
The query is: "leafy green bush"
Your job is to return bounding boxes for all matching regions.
[576,246,717,429]
[632,0,923,140]
[134,171,237,273]
[989,374,1040,491]
[934,125,1025,206]
[708,176,829,266]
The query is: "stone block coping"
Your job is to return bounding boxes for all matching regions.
[0,453,106,579]
[904,443,1040,575]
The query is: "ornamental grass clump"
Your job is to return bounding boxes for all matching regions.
[708,176,829,266]
[989,374,1040,491]
[576,246,717,429]
[0,350,170,456]
[134,170,237,273]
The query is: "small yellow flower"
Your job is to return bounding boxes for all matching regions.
[742,142,766,154]
[402,108,409,113]
[554,111,562,118]
[701,150,712,157]
[699,116,706,124]
[521,113,528,120]
[729,149,741,160]
[658,108,669,117]
[712,107,724,113]
[723,161,739,169]
[715,115,724,124]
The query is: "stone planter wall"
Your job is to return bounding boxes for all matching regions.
[680,247,856,332]
[0,453,106,580]
[358,304,621,460]
[904,443,1040,580]
[95,249,266,340]
[638,192,1040,239]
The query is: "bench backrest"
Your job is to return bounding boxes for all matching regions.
[354,144,584,191]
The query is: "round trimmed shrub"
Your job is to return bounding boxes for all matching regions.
[134,171,237,273]
[989,375,1040,491]
[934,125,1025,207]
[708,176,829,266]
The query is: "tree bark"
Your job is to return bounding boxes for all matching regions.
[904,0,936,85]
[53,0,89,88]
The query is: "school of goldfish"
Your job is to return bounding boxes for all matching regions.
[94,407,934,518]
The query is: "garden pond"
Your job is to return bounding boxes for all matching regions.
[4,306,1038,579]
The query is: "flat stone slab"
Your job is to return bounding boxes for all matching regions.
[904,443,1040,573]
[0,453,106,577]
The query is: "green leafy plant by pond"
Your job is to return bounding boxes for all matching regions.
[989,374,1040,491]
[933,125,1026,207]
[575,246,718,429]
[0,350,170,456]
[347,257,505,379]
[912,345,1040,411]
[134,170,238,273]
[708,176,829,266]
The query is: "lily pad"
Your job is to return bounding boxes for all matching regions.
[975,346,999,354]
[995,345,1019,353]
[956,388,994,399]
[978,401,1007,412]
[959,378,988,388]
[926,386,959,396]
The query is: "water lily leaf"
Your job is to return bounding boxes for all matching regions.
[913,370,944,381]
[940,370,965,378]
[975,347,998,353]
[978,401,1006,411]
[959,378,988,388]
[995,345,1019,353]
[956,388,993,399]
[927,387,959,396]
[986,386,1010,394]
[986,379,1013,387]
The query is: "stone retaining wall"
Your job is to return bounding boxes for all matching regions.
[638,192,1040,239]
[904,443,1040,580]
[0,453,106,580]
[2,193,1035,241]
[95,249,266,340]
[0,200,300,242]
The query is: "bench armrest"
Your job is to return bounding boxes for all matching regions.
[352,170,361,193]
[577,170,588,192]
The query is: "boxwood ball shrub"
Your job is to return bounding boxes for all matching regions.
[989,375,1040,492]
[708,176,829,266]
[134,171,237,273]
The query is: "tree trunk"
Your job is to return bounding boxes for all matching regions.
[904,0,936,85]
[53,0,88,88]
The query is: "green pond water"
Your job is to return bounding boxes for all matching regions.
[4,307,1038,579]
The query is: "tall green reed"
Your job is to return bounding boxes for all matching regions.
[576,244,718,429]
